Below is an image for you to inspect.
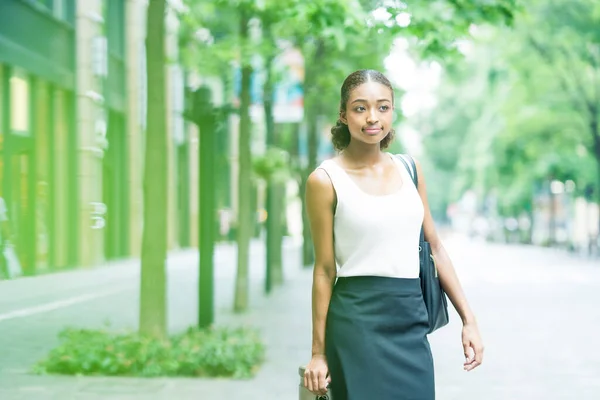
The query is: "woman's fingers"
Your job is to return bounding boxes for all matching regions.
[305,368,318,393]
[463,341,473,363]
[304,368,314,392]
[463,342,484,371]
[317,373,330,395]
[305,367,329,395]
[464,358,480,371]
[314,370,323,394]
[303,371,308,392]
[475,344,484,364]
[462,323,484,372]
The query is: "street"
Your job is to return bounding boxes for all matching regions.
[0,235,598,399]
[430,236,600,400]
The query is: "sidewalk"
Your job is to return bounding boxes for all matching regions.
[0,237,311,400]
[2,234,600,399]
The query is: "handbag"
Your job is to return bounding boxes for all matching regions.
[396,154,449,333]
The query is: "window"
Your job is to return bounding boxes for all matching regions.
[10,69,30,134]
[0,65,4,197]
[34,0,53,8]
[26,0,75,23]
[52,0,65,20]
[0,65,4,150]
[106,0,125,57]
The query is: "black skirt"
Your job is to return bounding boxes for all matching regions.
[325,276,435,400]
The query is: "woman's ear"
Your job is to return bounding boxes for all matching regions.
[339,111,348,125]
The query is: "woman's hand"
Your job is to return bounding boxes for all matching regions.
[304,354,331,396]
[462,322,484,371]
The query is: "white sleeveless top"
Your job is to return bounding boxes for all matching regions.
[317,154,424,279]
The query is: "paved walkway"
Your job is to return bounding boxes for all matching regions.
[0,235,599,399]
[0,237,310,399]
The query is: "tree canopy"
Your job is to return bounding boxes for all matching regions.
[421,0,600,219]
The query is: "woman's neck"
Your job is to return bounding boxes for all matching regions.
[341,140,385,168]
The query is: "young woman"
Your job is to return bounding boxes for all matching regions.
[303,69,484,399]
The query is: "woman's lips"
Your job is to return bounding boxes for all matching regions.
[363,127,382,135]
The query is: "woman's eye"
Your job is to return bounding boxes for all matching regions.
[380,105,390,111]
[355,106,366,112]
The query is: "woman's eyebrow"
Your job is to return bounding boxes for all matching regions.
[350,98,392,104]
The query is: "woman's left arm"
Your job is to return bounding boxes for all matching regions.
[414,159,484,372]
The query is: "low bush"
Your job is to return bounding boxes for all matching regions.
[33,326,265,379]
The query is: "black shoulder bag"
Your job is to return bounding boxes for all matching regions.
[396,154,449,334]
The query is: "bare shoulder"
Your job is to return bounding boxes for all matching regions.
[306,167,335,200]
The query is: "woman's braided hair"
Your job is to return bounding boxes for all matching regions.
[331,69,396,151]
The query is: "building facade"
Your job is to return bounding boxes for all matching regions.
[0,0,195,276]
[0,0,78,275]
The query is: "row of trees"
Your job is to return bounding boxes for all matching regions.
[139,0,518,338]
[421,0,600,244]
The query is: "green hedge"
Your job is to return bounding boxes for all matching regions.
[33,326,265,379]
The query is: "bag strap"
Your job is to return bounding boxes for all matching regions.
[394,154,425,246]
[395,154,417,187]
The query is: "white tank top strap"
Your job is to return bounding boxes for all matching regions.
[316,159,351,200]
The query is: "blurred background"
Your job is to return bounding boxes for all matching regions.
[0,0,599,399]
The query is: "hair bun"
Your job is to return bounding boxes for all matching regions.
[331,119,351,150]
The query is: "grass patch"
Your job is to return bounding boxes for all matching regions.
[33,326,265,379]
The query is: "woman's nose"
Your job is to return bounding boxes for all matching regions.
[366,111,378,124]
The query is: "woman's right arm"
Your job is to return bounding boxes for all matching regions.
[303,169,337,396]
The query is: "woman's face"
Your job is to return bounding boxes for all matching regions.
[340,81,394,147]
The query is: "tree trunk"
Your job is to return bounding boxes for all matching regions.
[299,42,325,267]
[198,87,217,328]
[592,117,600,255]
[548,180,556,247]
[234,11,253,313]
[302,103,319,266]
[300,173,312,267]
[139,0,167,338]
[590,117,600,202]
[263,46,284,292]
[299,99,313,267]
[271,184,285,283]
